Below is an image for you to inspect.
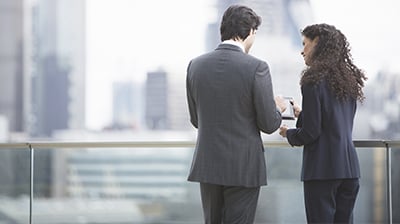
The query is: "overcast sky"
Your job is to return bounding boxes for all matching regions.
[85,0,215,129]
[309,0,400,74]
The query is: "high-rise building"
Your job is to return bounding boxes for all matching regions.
[167,71,191,131]
[145,68,191,131]
[0,0,25,134]
[112,81,144,129]
[30,0,86,137]
[145,70,168,130]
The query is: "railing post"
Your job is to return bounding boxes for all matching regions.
[385,142,392,224]
[28,144,34,224]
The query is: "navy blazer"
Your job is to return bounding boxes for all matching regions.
[286,79,360,181]
[186,44,282,187]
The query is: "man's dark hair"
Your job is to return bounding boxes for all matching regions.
[220,5,261,41]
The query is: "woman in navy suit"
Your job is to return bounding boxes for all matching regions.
[279,23,367,223]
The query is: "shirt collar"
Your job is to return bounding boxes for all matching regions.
[222,40,245,52]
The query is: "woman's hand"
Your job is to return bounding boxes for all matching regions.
[279,124,288,137]
[290,99,302,118]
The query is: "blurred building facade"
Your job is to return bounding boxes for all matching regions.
[0,0,30,199]
[51,130,194,201]
[145,70,169,130]
[0,0,399,223]
[362,70,400,139]
[0,0,26,134]
[144,68,191,131]
[0,0,88,199]
[30,0,86,137]
[111,81,144,129]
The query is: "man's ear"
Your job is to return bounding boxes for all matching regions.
[243,29,255,41]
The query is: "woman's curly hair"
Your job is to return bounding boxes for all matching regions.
[300,23,367,102]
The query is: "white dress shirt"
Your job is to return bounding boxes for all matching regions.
[222,40,245,52]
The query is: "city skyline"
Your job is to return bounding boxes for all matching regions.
[0,1,398,222]
[85,0,400,130]
[85,0,215,130]
[1,0,398,134]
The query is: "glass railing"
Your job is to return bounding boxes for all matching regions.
[0,140,397,224]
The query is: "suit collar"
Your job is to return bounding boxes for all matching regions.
[216,43,244,53]
[222,40,245,52]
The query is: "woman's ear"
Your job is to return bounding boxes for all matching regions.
[312,36,319,45]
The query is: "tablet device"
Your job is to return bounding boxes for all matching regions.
[282,97,295,120]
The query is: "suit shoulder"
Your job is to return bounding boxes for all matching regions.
[245,55,269,72]
[244,54,269,67]
[190,52,208,61]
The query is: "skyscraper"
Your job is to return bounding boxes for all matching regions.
[30,0,86,137]
[112,81,144,129]
[145,70,168,130]
[145,68,191,131]
[0,0,25,134]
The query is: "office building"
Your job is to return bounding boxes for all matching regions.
[0,0,26,133]
[51,130,194,202]
[111,81,144,129]
[30,0,86,137]
[145,70,168,130]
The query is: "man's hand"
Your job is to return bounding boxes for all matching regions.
[275,95,287,113]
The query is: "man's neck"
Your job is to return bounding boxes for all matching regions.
[222,39,245,52]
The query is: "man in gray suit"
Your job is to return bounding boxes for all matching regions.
[186,5,287,224]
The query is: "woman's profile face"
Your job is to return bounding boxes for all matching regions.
[301,36,318,66]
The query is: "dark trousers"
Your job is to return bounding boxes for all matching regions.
[303,178,360,224]
[200,183,260,224]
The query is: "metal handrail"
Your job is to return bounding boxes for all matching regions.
[0,139,393,148]
[0,139,396,224]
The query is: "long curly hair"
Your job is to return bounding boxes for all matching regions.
[300,23,367,102]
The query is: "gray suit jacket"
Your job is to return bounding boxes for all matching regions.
[186,44,282,187]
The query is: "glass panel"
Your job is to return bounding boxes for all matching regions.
[0,148,30,224]
[29,145,391,223]
[258,147,305,223]
[392,148,400,223]
[34,146,194,223]
[356,147,388,223]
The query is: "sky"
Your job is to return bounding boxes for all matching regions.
[309,0,400,74]
[85,0,215,130]
[85,0,400,130]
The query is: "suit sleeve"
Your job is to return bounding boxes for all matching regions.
[253,61,282,134]
[286,83,321,146]
[186,62,198,128]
